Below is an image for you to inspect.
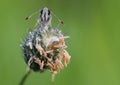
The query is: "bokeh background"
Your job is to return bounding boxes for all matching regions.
[0,0,120,85]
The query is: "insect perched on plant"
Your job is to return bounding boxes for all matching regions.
[20,7,71,85]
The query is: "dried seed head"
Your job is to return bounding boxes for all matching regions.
[22,27,71,72]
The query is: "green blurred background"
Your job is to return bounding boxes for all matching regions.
[0,0,120,85]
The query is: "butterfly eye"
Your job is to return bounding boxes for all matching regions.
[40,9,43,14]
[48,10,50,15]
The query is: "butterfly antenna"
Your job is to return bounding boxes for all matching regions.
[51,11,64,25]
[25,10,40,20]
